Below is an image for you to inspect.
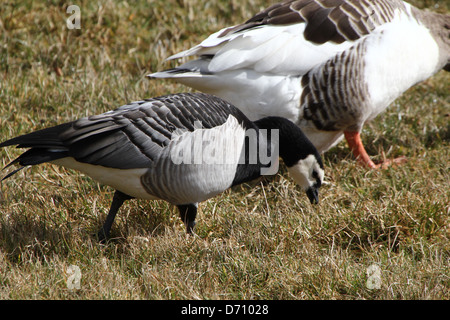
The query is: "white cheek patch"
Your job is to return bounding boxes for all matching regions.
[287,154,323,191]
[287,161,310,190]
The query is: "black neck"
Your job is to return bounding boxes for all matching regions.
[253,117,320,167]
[231,117,321,187]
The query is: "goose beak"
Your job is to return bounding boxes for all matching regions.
[306,187,319,204]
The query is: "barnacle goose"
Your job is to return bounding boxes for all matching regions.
[0,93,324,240]
[149,0,450,169]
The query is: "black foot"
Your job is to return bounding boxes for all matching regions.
[95,190,133,243]
[177,203,198,234]
[186,221,196,234]
[96,229,109,243]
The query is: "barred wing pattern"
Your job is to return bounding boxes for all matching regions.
[219,0,406,44]
[68,93,246,169]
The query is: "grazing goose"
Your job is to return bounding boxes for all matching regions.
[149,0,450,168]
[0,93,324,240]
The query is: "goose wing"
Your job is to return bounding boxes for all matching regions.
[1,93,250,171]
[163,0,406,75]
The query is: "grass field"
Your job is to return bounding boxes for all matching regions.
[0,0,449,300]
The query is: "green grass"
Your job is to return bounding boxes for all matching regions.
[0,0,449,299]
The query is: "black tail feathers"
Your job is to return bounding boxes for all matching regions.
[2,148,68,181]
[0,123,73,181]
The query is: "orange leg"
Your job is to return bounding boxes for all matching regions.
[344,131,377,168]
[344,131,407,169]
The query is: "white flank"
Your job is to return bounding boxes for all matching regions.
[51,158,157,200]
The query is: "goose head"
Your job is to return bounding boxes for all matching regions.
[287,154,324,204]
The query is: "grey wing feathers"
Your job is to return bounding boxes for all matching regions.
[1,93,251,172]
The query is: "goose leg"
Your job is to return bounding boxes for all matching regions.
[344,131,407,169]
[97,190,134,242]
[344,131,377,168]
[177,203,198,234]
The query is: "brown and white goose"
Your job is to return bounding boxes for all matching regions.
[149,0,450,168]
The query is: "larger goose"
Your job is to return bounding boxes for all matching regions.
[149,0,450,168]
[0,93,324,240]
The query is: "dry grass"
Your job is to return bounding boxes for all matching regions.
[0,0,449,300]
